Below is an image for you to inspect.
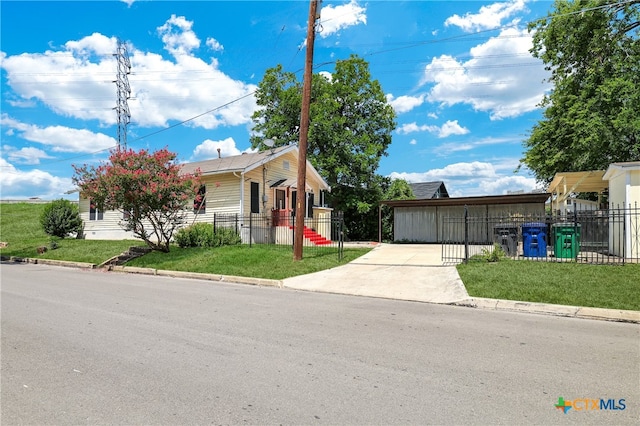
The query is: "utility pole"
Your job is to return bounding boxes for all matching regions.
[114,38,132,150]
[293,0,321,261]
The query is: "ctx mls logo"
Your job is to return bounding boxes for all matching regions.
[555,397,626,414]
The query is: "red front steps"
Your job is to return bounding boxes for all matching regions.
[289,226,332,245]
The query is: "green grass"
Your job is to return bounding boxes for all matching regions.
[126,245,369,280]
[1,202,369,275]
[457,260,640,311]
[0,202,146,264]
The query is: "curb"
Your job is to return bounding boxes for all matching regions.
[110,265,283,288]
[1,256,96,269]
[0,257,282,288]
[453,297,640,323]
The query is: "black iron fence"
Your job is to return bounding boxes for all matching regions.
[210,211,345,259]
[442,203,640,264]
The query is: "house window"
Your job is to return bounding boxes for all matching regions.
[283,160,290,170]
[250,182,260,213]
[194,185,206,214]
[89,200,104,221]
[123,210,132,220]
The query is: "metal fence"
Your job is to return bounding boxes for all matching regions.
[210,211,345,259]
[442,203,640,265]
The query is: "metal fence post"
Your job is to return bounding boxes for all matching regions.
[249,213,253,248]
[464,205,469,263]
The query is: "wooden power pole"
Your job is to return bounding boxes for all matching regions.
[294,0,320,261]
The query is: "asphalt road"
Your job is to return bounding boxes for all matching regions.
[2,262,638,425]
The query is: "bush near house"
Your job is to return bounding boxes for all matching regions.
[174,223,241,248]
[40,199,83,238]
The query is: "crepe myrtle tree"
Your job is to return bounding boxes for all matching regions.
[73,148,202,252]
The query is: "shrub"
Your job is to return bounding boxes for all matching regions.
[174,223,241,248]
[482,243,507,262]
[211,226,242,247]
[40,199,83,238]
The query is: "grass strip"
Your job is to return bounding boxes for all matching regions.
[126,245,370,280]
[457,260,640,311]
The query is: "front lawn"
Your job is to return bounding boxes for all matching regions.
[126,245,370,280]
[0,203,145,263]
[457,260,640,311]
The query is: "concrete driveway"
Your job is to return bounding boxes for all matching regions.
[283,243,469,304]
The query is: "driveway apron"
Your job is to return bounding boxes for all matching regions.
[282,244,469,304]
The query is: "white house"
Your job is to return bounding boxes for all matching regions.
[602,161,640,258]
[79,145,333,245]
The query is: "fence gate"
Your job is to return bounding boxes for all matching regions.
[441,212,468,264]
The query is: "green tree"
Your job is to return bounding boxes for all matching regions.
[73,148,202,252]
[380,178,414,242]
[251,55,397,240]
[521,0,640,183]
[40,199,83,238]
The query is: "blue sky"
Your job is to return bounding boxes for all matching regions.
[1,0,555,200]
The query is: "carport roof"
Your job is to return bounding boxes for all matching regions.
[547,170,608,196]
[381,192,550,208]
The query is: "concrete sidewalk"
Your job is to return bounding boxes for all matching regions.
[283,244,470,304]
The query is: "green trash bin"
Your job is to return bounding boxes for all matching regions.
[552,223,581,259]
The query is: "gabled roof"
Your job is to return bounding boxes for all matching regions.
[409,181,449,199]
[180,145,295,175]
[603,161,640,180]
[180,145,330,190]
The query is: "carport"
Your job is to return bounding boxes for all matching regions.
[380,193,550,243]
[547,170,608,214]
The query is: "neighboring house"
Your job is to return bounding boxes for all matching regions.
[79,145,332,244]
[603,161,640,258]
[409,181,449,199]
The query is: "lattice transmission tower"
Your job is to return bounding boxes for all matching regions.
[114,38,132,150]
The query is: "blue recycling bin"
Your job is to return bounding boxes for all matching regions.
[521,222,547,257]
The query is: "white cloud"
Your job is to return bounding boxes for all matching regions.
[121,0,135,7]
[397,122,430,135]
[397,120,469,138]
[389,160,540,197]
[0,21,257,130]
[409,139,417,145]
[386,93,425,114]
[157,14,201,57]
[420,27,550,119]
[391,161,498,181]
[445,0,527,32]
[319,0,367,38]
[191,137,256,161]
[434,136,519,156]
[1,115,116,153]
[438,120,470,138]
[206,37,224,52]
[319,71,333,82]
[0,157,73,199]
[2,145,53,165]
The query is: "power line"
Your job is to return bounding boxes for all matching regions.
[3,0,635,170]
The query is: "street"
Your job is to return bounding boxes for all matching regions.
[1,262,638,425]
